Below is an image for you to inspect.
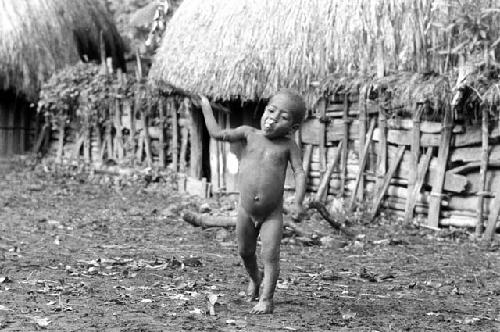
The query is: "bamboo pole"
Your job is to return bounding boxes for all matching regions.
[158,98,166,168]
[315,141,343,202]
[427,105,454,228]
[340,93,349,196]
[404,147,433,224]
[370,145,405,222]
[348,118,376,211]
[476,105,489,236]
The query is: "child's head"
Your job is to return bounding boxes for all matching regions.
[261,89,306,138]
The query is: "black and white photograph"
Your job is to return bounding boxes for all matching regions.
[0,0,499,330]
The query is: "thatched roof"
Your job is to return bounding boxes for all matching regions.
[0,0,126,100]
[149,0,500,107]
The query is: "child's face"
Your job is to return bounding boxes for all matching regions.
[260,103,295,138]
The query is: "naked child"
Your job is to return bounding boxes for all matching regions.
[199,89,306,314]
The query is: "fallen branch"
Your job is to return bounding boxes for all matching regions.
[308,201,355,239]
[182,211,309,238]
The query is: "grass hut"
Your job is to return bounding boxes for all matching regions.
[150,0,500,235]
[0,0,126,156]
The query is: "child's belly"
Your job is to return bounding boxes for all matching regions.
[238,164,286,218]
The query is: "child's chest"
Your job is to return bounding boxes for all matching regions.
[243,136,289,163]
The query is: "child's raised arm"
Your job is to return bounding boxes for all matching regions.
[199,95,252,142]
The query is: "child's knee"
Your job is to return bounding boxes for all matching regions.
[238,245,256,259]
[261,246,280,264]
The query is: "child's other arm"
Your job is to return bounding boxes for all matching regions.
[199,95,252,141]
[289,141,306,212]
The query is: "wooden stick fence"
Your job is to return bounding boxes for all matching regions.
[301,89,500,237]
[34,83,500,237]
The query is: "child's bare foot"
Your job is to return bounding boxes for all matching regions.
[251,299,274,314]
[245,271,263,302]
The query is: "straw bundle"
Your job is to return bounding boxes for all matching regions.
[0,0,125,100]
[149,0,500,105]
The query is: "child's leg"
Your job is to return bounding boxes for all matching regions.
[236,207,261,301]
[251,211,283,314]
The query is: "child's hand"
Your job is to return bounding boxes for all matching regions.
[199,95,210,106]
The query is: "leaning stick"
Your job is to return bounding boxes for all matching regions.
[308,201,355,238]
[347,118,376,211]
[315,141,343,202]
[370,145,406,222]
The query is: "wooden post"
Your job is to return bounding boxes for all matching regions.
[407,103,424,212]
[476,105,489,236]
[348,118,376,211]
[73,132,85,163]
[130,95,139,166]
[483,190,500,242]
[43,114,51,153]
[114,97,124,162]
[357,87,367,200]
[135,50,142,80]
[340,93,349,196]
[209,136,220,190]
[100,31,108,76]
[171,99,179,172]
[56,115,65,164]
[142,101,153,167]
[189,100,203,179]
[105,106,113,160]
[370,145,405,221]
[377,107,387,176]
[318,97,327,179]
[83,113,91,164]
[94,123,103,164]
[427,104,454,228]
[158,98,166,168]
[302,144,313,180]
[404,147,433,224]
[315,141,343,202]
[19,108,26,153]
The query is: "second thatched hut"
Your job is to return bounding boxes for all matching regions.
[0,0,126,156]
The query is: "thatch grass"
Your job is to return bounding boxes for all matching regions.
[149,0,500,106]
[0,0,125,100]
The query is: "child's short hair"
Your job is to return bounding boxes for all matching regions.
[269,89,306,125]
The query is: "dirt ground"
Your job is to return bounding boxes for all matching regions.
[0,158,499,332]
